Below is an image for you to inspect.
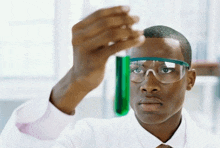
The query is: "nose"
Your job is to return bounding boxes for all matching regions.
[140,71,160,93]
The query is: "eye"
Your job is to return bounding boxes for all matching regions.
[131,67,144,74]
[161,67,175,73]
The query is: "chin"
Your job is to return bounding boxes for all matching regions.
[137,112,167,125]
[134,105,169,125]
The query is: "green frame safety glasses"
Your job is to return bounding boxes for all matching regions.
[130,57,190,84]
[130,57,190,68]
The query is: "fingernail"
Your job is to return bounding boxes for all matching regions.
[108,41,115,46]
[122,6,130,12]
[139,35,145,42]
[131,24,138,30]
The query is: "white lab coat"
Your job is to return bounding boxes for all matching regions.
[52,108,220,148]
[0,97,219,148]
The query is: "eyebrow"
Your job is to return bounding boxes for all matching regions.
[131,61,173,71]
[130,57,189,67]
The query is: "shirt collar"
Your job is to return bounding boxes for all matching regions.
[128,108,186,148]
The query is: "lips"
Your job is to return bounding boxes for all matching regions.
[140,103,162,112]
[139,97,162,104]
[139,96,163,112]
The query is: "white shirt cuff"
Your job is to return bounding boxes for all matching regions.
[17,98,75,140]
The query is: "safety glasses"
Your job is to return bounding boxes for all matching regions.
[130,57,189,84]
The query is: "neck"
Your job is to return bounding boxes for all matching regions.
[136,109,182,143]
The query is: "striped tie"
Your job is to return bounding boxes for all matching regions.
[156,144,173,148]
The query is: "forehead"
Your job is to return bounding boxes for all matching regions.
[130,38,184,61]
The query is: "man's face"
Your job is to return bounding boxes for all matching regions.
[130,38,189,125]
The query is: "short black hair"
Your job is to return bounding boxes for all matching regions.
[143,25,192,68]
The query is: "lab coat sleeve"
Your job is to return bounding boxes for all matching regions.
[0,92,75,148]
[51,119,97,148]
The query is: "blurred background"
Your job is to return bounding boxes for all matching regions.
[0,0,220,135]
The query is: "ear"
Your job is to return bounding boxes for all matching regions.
[186,69,196,90]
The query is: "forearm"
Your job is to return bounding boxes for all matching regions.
[50,67,93,115]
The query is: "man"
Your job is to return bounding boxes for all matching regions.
[0,6,219,148]
[51,27,219,148]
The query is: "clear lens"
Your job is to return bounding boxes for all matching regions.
[130,60,187,83]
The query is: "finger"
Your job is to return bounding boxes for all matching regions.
[99,35,146,58]
[85,15,139,39]
[72,6,130,32]
[72,15,139,45]
[81,28,143,50]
